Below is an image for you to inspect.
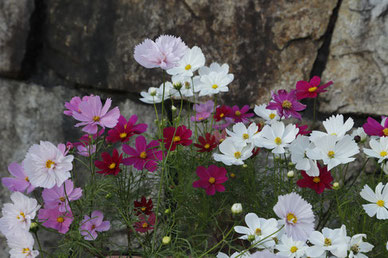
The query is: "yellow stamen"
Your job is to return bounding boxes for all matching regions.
[173,136,181,142]
[274,137,282,145]
[282,100,292,109]
[57,217,64,223]
[313,177,321,183]
[185,64,192,70]
[243,133,249,140]
[220,113,225,118]
[235,111,241,116]
[59,197,66,202]
[286,213,297,224]
[269,113,276,119]
[208,177,216,184]
[93,116,100,122]
[377,200,385,207]
[22,248,30,254]
[142,222,148,228]
[140,151,147,159]
[91,224,96,230]
[255,228,262,235]
[109,162,116,169]
[46,160,55,169]
[212,84,218,89]
[327,151,335,158]
[383,128,388,136]
[141,207,146,211]
[25,177,29,182]
[119,132,127,139]
[234,151,241,159]
[230,173,236,178]
[324,238,332,246]
[204,143,210,149]
[290,246,298,253]
[380,151,387,157]
[308,86,317,92]
[17,212,26,220]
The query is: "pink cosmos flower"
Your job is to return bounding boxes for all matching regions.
[72,96,120,134]
[295,76,333,100]
[2,162,35,194]
[362,116,388,137]
[106,115,148,143]
[38,208,73,234]
[122,135,163,172]
[79,210,110,241]
[267,90,306,120]
[273,192,315,241]
[231,105,254,123]
[134,35,188,70]
[134,213,156,233]
[161,125,193,151]
[191,100,214,122]
[64,96,90,116]
[42,179,82,212]
[73,129,104,157]
[192,165,228,195]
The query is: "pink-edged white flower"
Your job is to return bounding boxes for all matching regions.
[359,182,388,220]
[73,96,120,134]
[0,192,40,236]
[167,46,205,77]
[310,114,354,141]
[194,63,234,96]
[226,122,258,147]
[134,35,188,70]
[273,192,315,241]
[363,137,388,163]
[42,179,82,212]
[1,162,35,194]
[307,135,359,170]
[7,230,39,258]
[254,122,299,154]
[79,210,110,241]
[348,234,374,258]
[254,104,280,124]
[213,138,253,166]
[234,213,279,248]
[289,135,317,173]
[306,225,349,258]
[276,234,307,258]
[23,141,74,189]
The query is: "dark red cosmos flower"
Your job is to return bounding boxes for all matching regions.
[162,125,192,151]
[297,163,333,194]
[214,105,232,122]
[231,105,254,123]
[134,213,155,233]
[362,117,388,137]
[194,133,217,152]
[134,196,153,215]
[296,124,311,136]
[106,115,147,143]
[192,165,228,196]
[295,76,333,100]
[94,149,123,175]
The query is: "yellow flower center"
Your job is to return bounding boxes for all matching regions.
[282,100,292,109]
[109,162,116,169]
[234,151,241,159]
[220,113,225,118]
[327,150,335,158]
[255,228,262,235]
[269,113,276,119]
[57,217,64,223]
[208,177,216,184]
[59,197,66,202]
[383,128,388,136]
[380,151,387,157]
[212,84,218,89]
[46,160,55,169]
[308,86,318,92]
[204,143,210,149]
[290,246,298,253]
[141,207,146,211]
[93,116,100,122]
[274,137,282,145]
[185,64,192,70]
[324,237,332,246]
[173,136,181,142]
[230,173,236,178]
[313,177,321,183]
[235,111,241,116]
[17,212,26,220]
[351,244,360,254]
[286,213,297,224]
[140,151,147,159]
[22,248,30,254]
[142,222,148,228]
[377,200,385,207]
[25,177,29,182]
[243,133,249,140]
[120,132,127,139]
[91,224,96,230]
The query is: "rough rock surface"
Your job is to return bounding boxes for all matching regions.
[0,0,34,77]
[320,0,388,115]
[40,0,338,105]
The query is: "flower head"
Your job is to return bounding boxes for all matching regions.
[106,115,147,143]
[80,210,110,241]
[192,165,228,195]
[254,104,280,124]
[194,133,217,152]
[95,149,123,176]
[7,230,39,258]
[38,208,73,234]
[359,182,388,220]
[42,179,82,212]
[297,163,333,194]
[348,234,374,258]
[213,138,253,166]
[362,116,388,137]
[191,100,214,122]
[194,63,234,96]
[167,46,205,77]
[310,114,354,141]
[267,90,306,120]
[289,135,315,172]
[231,105,254,124]
[64,95,90,116]
[295,76,333,100]
[226,122,258,147]
[161,125,192,151]
[213,105,234,130]
[363,137,388,163]
[134,196,153,215]
[276,234,308,258]
[134,213,156,233]
[2,162,35,194]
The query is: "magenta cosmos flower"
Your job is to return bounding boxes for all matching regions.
[38,208,73,234]
[134,35,188,70]
[106,115,147,143]
[267,89,306,120]
[42,179,82,212]
[72,96,120,135]
[162,125,193,151]
[134,213,156,233]
[273,192,315,241]
[2,162,35,194]
[64,95,90,116]
[295,76,333,100]
[191,100,214,122]
[192,165,228,195]
[231,105,254,123]
[79,210,110,241]
[95,149,123,176]
[362,116,388,137]
[122,135,163,172]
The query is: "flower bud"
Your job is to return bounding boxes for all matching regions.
[288,162,295,168]
[230,173,236,178]
[242,164,248,168]
[231,203,242,215]
[164,208,171,214]
[162,236,171,245]
[247,234,255,242]
[30,222,39,233]
[105,193,112,199]
[171,105,177,112]
[287,170,294,178]
[333,182,340,190]
[173,82,182,91]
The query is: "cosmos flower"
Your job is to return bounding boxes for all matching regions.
[7,230,39,258]
[134,196,153,216]
[348,234,374,258]
[106,115,147,143]
[161,125,192,151]
[2,162,35,194]
[295,76,333,100]
[213,105,234,130]
[276,234,308,258]
[310,114,354,141]
[170,75,194,98]
[194,133,218,153]
[213,138,254,166]
[363,137,388,163]
[64,95,90,117]
[254,104,280,124]
[267,90,306,120]
[79,210,110,241]
[192,165,228,196]
[134,213,156,233]
[295,124,311,136]
[194,63,234,96]
[226,122,258,147]
[289,135,315,172]
[362,116,388,137]
[191,100,214,122]
[42,179,82,212]
[94,149,123,176]
[231,105,254,124]
[297,163,333,194]
[38,208,73,234]
[167,46,205,77]
[359,182,388,220]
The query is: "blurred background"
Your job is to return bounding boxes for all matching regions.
[0,0,387,255]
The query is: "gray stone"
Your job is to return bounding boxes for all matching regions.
[320,0,388,115]
[0,0,35,77]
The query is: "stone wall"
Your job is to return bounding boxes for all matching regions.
[0,0,387,256]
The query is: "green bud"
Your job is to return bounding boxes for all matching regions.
[247,234,255,242]
[162,236,171,245]
[105,193,112,199]
[164,208,171,214]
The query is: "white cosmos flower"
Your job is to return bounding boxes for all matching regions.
[276,234,307,258]
[289,135,316,172]
[307,135,359,170]
[255,122,299,154]
[234,213,279,248]
[7,230,39,258]
[167,46,205,77]
[226,122,258,147]
[359,182,388,220]
[254,104,280,124]
[216,251,250,258]
[310,114,354,141]
[306,225,349,258]
[139,82,174,104]
[194,63,234,96]
[348,234,374,258]
[0,192,40,237]
[23,141,74,188]
[170,75,194,98]
[213,138,253,166]
[363,137,388,163]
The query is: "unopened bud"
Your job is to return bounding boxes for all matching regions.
[287,171,294,178]
[333,182,340,190]
[162,236,171,245]
[173,82,182,90]
[288,162,295,167]
[30,222,38,233]
[247,234,255,242]
[105,193,112,199]
[231,203,243,215]
[230,173,236,178]
[164,208,171,214]
[171,105,177,112]
[242,164,248,168]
